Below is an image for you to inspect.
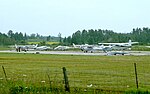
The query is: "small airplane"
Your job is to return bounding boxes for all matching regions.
[80,45,113,53]
[72,43,94,51]
[34,46,52,51]
[73,43,112,53]
[15,44,38,52]
[15,44,27,52]
[73,40,138,53]
[72,43,82,48]
[98,40,139,51]
[99,40,138,55]
[15,44,51,51]
[54,45,73,51]
[73,43,92,48]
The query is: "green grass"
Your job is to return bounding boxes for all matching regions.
[132,46,150,51]
[28,41,60,45]
[0,46,12,50]
[0,53,150,93]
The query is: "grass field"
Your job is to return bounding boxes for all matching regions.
[0,53,150,93]
[0,46,12,51]
[28,41,60,45]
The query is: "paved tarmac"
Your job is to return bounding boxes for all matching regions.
[0,50,150,56]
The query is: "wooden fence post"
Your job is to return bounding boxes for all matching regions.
[134,63,138,89]
[2,66,8,82]
[62,67,70,92]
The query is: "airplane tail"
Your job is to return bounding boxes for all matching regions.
[73,43,77,48]
[35,44,38,48]
[128,40,132,46]
[100,44,104,48]
[15,44,18,48]
[33,44,38,49]
[128,40,138,46]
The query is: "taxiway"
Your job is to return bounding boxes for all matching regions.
[0,50,150,56]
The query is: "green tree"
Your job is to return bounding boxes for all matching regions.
[47,35,51,41]
[7,30,14,38]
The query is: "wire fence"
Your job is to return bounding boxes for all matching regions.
[1,62,150,93]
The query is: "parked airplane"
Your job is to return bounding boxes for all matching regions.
[98,40,138,51]
[73,43,93,48]
[83,45,113,53]
[72,43,94,51]
[99,40,138,55]
[73,43,113,53]
[73,40,138,53]
[15,44,38,52]
[34,46,52,51]
[15,44,27,52]
[54,45,73,51]
[72,43,82,48]
[15,44,52,51]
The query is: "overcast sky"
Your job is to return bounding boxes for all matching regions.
[0,0,150,37]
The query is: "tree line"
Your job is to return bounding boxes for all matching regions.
[63,27,150,45]
[0,30,59,45]
[0,27,150,46]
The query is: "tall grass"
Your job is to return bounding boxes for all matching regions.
[0,53,150,93]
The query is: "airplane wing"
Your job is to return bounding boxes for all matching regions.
[98,43,121,45]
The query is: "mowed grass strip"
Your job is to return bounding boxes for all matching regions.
[0,53,150,92]
[28,41,59,45]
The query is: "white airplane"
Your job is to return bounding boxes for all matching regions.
[72,43,82,48]
[15,44,27,52]
[73,43,90,48]
[99,40,139,55]
[54,45,73,51]
[79,45,113,53]
[73,42,113,53]
[72,43,93,52]
[35,46,51,51]
[27,44,38,49]
[73,43,93,50]
[15,44,38,52]
[73,40,138,53]
[98,40,138,51]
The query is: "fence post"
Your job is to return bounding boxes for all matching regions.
[134,63,138,89]
[62,67,70,92]
[2,66,8,82]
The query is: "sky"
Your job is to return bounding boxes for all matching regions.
[0,0,150,37]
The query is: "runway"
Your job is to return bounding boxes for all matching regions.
[0,50,150,56]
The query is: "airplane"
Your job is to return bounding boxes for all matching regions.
[54,45,73,51]
[72,43,82,48]
[73,40,138,53]
[34,46,52,51]
[72,43,94,51]
[15,44,27,52]
[72,43,93,48]
[15,44,52,51]
[99,40,139,55]
[73,43,112,53]
[27,44,38,49]
[98,40,139,51]
[80,45,113,53]
[15,44,38,52]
